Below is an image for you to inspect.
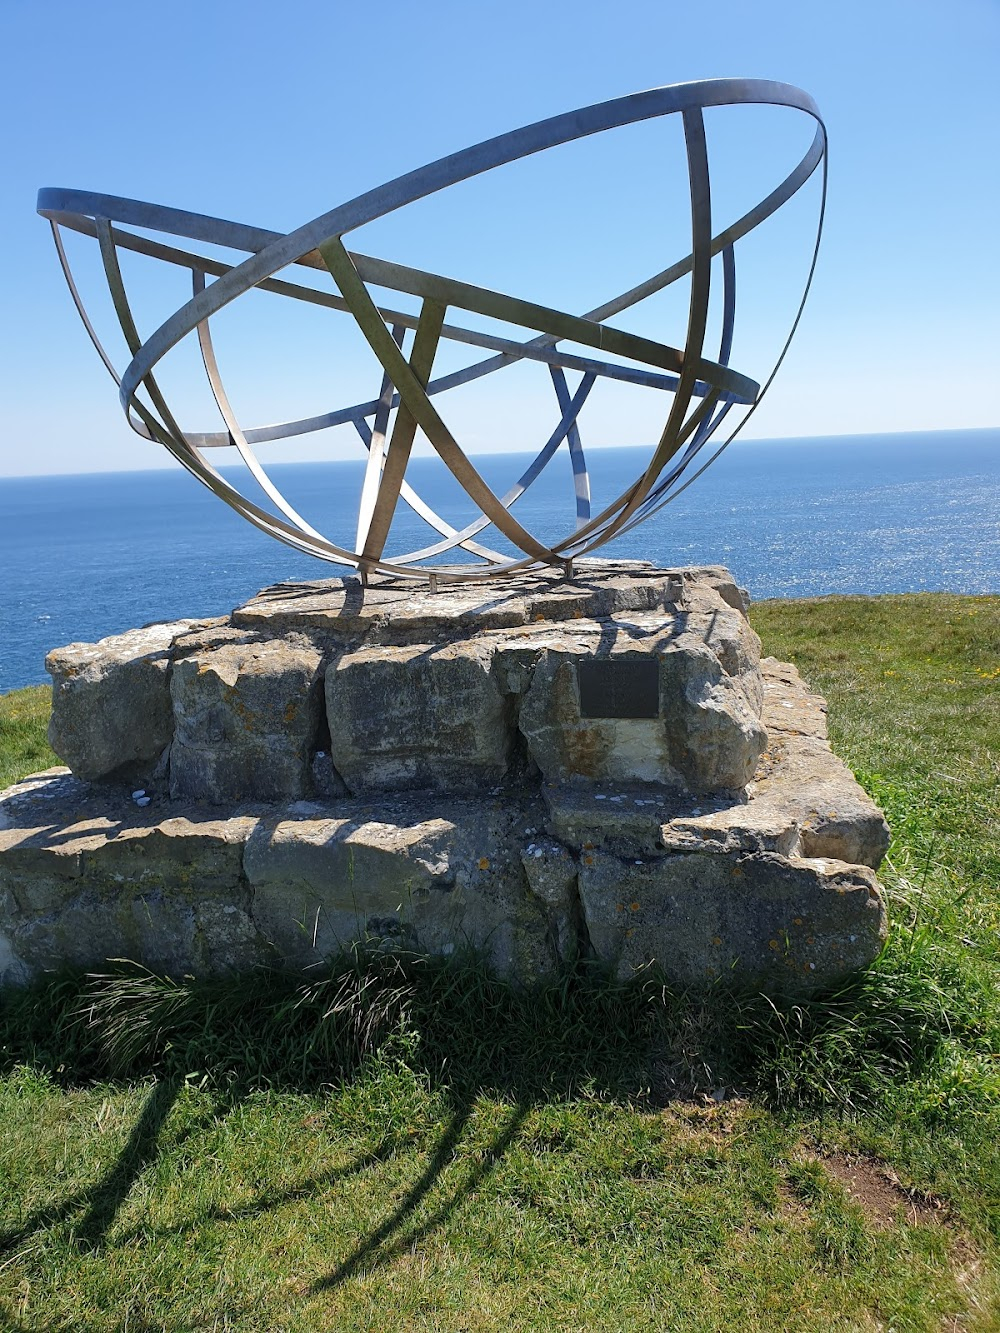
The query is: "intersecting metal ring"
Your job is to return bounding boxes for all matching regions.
[37,77,826,583]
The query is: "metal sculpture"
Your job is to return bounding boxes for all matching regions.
[38,78,826,583]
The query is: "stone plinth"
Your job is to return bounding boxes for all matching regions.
[1,564,889,990]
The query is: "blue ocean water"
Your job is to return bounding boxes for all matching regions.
[2,429,997,693]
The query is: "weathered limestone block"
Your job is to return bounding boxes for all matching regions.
[518,643,684,788]
[753,659,891,867]
[245,805,460,961]
[233,576,529,638]
[520,835,579,962]
[46,620,206,783]
[544,784,680,855]
[578,848,886,987]
[325,642,512,793]
[542,657,889,876]
[690,594,764,709]
[697,569,751,615]
[170,638,325,803]
[516,612,766,792]
[659,640,767,792]
[231,560,697,640]
[657,801,802,858]
[9,566,890,994]
[245,797,557,981]
[0,771,264,981]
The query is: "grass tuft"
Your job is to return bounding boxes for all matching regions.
[2,933,991,1124]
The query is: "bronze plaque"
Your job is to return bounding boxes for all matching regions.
[577,659,659,719]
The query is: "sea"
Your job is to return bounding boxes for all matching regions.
[2,428,997,693]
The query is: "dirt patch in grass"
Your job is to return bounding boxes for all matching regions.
[812,1150,947,1229]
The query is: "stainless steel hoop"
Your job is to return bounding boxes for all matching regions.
[37,77,827,583]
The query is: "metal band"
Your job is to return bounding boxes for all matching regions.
[38,77,826,582]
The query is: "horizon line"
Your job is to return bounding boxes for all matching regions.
[2,424,997,483]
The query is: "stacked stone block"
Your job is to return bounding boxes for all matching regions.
[0,564,889,990]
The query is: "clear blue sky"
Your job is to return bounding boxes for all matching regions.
[1,0,997,477]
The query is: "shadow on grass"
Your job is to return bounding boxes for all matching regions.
[310,1092,531,1294]
[0,954,653,1278]
[0,1074,184,1256]
[0,1061,529,1298]
[108,1130,411,1249]
[0,941,991,1281]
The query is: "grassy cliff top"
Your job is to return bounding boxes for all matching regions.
[1,592,998,1331]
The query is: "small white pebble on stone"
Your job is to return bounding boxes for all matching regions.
[850,934,857,942]
[136,796,152,807]
[691,808,701,816]
[131,790,146,800]
[781,701,794,708]
[809,962,815,970]
[534,848,543,858]
[595,794,606,800]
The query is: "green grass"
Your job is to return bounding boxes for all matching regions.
[0,684,56,789]
[1,593,998,1331]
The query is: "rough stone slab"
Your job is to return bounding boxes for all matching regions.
[0,771,264,981]
[657,803,801,859]
[758,657,830,740]
[245,796,558,981]
[543,783,677,854]
[749,659,890,868]
[325,641,512,793]
[578,848,887,988]
[543,659,889,872]
[516,611,765,792]
[46,619,209,783]
[520,835,579,962]
[231,562,747,643]
[170,639,326,803]
[165,621,249,656]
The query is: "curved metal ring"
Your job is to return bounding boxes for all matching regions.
[37,76,826,582]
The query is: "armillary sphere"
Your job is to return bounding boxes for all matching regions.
[38,77,826,584]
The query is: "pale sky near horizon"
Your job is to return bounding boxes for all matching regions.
[1,0,998,479]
